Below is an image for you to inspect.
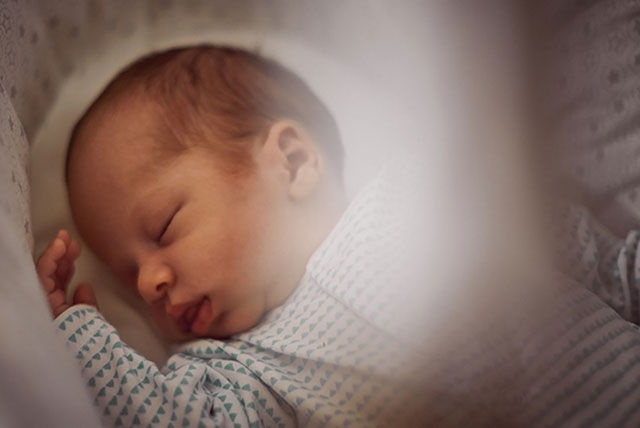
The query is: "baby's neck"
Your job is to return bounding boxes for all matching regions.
[267,192,346,310]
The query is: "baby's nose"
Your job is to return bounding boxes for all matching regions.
[136,261,175,303]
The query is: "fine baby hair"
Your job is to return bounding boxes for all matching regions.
[66,44,344,181]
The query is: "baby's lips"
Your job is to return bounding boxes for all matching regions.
[183,302,200,327]
[190,297,213,336]
[164,299,205,334]
[165,301,189,319]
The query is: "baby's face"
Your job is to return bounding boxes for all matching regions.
[68,101,295,339]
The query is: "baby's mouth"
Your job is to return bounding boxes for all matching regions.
[182,300,201,330]
[180,297,212,336]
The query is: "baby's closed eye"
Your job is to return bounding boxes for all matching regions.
[158,212,174,242]
[158,205,182,245]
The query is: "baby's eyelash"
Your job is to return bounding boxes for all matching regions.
[157,203,182,242]
[158,213,175,241]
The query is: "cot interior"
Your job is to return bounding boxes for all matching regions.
[9,2,640,425]
[4,0,546,375]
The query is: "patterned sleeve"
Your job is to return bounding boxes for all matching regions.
[558,205,640,324]
[54,305,291,428]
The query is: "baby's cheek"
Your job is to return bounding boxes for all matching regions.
[228,298,267,334]
[190,234,253,286]
[207,297,265,338]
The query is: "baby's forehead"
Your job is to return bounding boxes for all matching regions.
[71,104,179,185]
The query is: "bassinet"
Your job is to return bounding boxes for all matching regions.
[6,1,640,427]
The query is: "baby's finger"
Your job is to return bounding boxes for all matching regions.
[40,275,56,293]
[54,240,81,290]
[47,288,67,312]
[57,229,71,248]
[72,283,98,308]
[47,237,67,262]
[36,254,56,281]
[52,302,71,318]
[54,257,72,288]
[59,240,80,281]
[67,240,81,261]
[36,238,65,278]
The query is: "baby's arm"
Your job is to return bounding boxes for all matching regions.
[57,306,288,427]
[36,229,97,317]
[38,231,285,426]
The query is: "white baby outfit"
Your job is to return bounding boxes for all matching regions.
[55,159,430,428]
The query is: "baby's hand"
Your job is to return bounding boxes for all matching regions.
[36,229,97,318]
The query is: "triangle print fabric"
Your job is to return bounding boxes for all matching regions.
[55,160,431,427]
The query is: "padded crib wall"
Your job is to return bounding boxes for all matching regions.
[543,0,640,235]
[0,1,100,426]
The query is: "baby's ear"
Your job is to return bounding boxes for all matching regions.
[262,120,321,201]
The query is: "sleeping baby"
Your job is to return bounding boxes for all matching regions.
[36,45,430,427]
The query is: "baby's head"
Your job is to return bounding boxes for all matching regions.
[66,45,345,339]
